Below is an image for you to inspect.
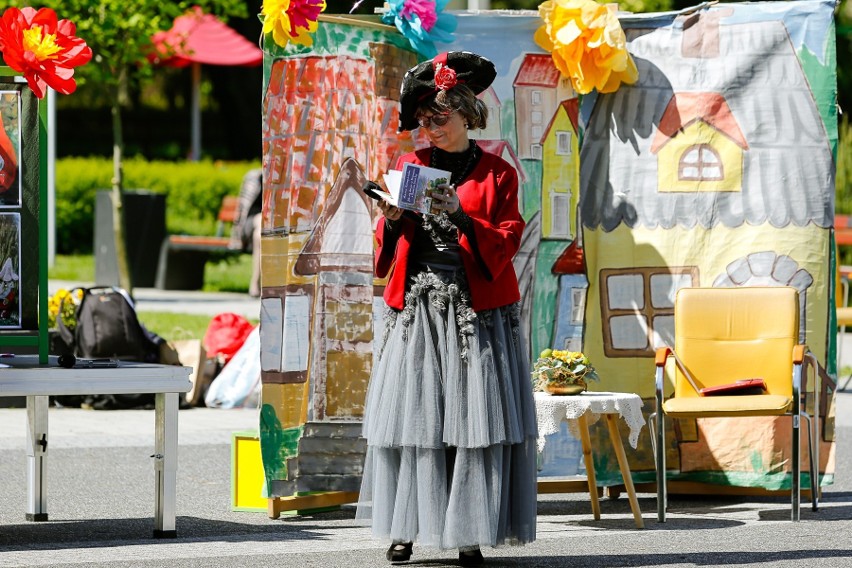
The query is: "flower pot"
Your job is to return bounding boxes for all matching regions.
[544,380,587,396]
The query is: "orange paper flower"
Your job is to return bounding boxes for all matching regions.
[535,0,637,95]
[0,7,92,99]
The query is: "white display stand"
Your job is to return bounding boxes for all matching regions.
[0,356,191,537]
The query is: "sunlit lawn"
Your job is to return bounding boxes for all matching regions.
[51,253,252,293]
[51,254,255,340]
[137,311,217,342]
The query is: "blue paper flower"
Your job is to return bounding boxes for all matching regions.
[382,0,457,59]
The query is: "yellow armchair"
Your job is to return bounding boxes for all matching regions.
[651,286,825,522]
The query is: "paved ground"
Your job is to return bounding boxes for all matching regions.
[0,394,849,567]
[17,282,851,566]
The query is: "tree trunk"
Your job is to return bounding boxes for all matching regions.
[110,102,132,295]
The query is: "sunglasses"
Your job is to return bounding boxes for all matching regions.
[416,109,458,129]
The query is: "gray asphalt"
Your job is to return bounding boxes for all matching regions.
[0,394,849,568]
[8,283,848,566]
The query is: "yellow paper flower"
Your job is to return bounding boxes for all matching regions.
[262,0,326,49]
[535,0,638,95]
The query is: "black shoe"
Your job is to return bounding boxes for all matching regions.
[386,542,413,562]
[459,548,484,567]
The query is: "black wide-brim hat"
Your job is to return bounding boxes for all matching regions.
[398,51,497,132]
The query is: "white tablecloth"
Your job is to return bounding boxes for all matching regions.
[534,391,646,452]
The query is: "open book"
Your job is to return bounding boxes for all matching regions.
[363,162,451,215]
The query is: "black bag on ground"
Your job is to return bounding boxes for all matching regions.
[55,287,159,409]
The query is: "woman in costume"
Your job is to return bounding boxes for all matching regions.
[357,51,538,567]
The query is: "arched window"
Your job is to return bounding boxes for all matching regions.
[679,144,723,181]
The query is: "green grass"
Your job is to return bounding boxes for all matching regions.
[51,253,253,293]
[49,254,95,281]
[137,311,215,342]
[202,253,253,293]
[52,254,256,341]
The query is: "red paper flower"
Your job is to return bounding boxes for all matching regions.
[434,62,457,91]
[0,7,92,99]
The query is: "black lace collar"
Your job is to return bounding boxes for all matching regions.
[430,140,479,186]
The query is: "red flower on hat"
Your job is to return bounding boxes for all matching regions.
[0,7,92,99]
[434,62,457,91]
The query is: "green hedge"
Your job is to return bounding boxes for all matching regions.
[56,157,258,254]
[56,124,852,254]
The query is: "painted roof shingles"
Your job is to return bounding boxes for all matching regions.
[580,19,834,232]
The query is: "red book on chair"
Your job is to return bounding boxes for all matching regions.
[699,378,767,396]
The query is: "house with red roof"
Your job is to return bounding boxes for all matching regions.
[512,53,574,160]
[650,92,749,193]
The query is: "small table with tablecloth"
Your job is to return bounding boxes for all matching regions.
[535,391,646,528]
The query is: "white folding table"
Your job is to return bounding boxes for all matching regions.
[0,356,191,538]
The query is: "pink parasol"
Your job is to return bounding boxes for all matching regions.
[150,7,262,160]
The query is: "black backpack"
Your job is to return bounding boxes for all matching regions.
[54,286,163,410]
[56,286,152,361]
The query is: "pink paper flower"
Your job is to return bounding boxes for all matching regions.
[0,7,92,99]
[434,63,457,91]
[399,0,438,32]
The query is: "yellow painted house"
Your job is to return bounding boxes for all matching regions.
[577,15,835,490]
[651,93,748,193]
[540,98,580,240]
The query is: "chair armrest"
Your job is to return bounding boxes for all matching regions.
[793,343,831,393]
[792,344,806,364]
[793,345,833,427]
[654,348,670,412]
[655,347,672,367]
[664,348,703,395]
[654,346,703,398]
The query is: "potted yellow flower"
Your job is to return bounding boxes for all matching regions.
[532,349,599,395]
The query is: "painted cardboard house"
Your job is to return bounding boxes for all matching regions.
[257,3,837,500]
[552,239,587,352]
[512,53,575,160]
[258,40,418,496]
[579,6,836,487]
[469,86,502,141]
[540,98,579,240]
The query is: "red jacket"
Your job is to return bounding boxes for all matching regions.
[375,148,525,312]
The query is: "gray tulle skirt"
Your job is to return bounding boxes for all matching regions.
[356,269,538,550]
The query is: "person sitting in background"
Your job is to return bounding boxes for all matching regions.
[230,168,262,297]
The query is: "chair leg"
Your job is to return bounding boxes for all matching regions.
[792,413,801,522]
[649,411,661,471]
[805,414,819,511]
[655,411,666,522]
